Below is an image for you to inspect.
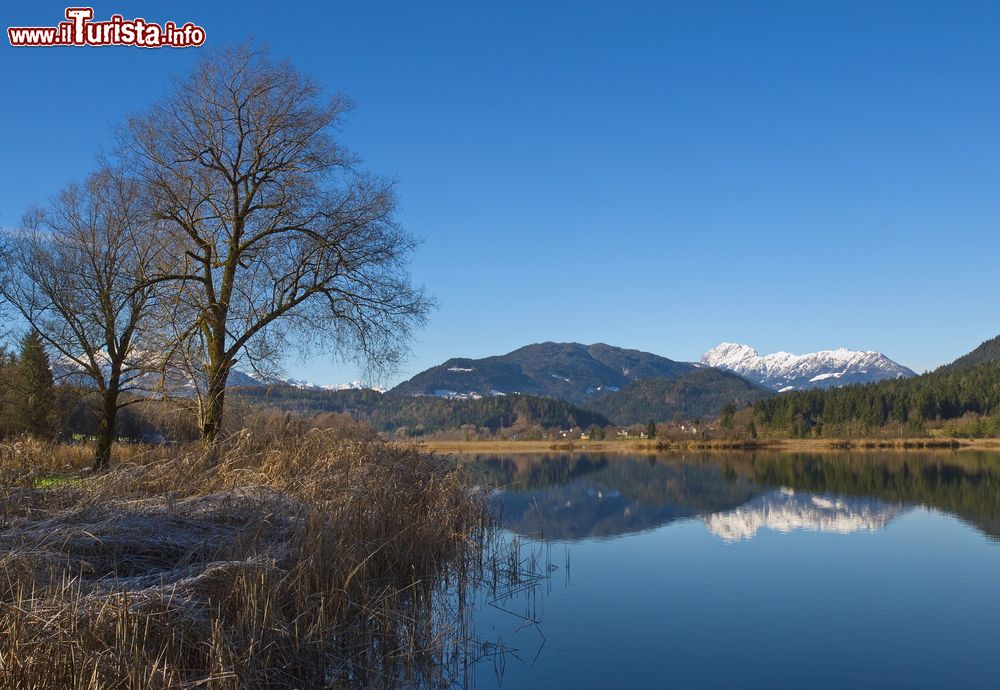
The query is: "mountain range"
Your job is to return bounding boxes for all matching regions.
[391,341,917,405]
[700,342,915,391]
[54,335,979,432]
[390,342,696,405]
[51,353,383,394]
[147,333,1000,432]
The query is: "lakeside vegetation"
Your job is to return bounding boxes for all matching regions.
[0,43,522,689]
[0,431,503,688]
[417,436,1000,455]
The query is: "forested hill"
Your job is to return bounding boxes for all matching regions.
[390,342,696,405]
[231,387,608,436]
[591,369,773,425]
[937,334,1000,373]
[752,358,1000,436]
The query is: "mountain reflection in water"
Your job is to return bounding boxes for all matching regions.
[703,488,904,541]
[471,452,1000,542]
[466,451,1000,690]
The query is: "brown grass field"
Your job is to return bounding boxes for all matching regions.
[417,436,1000,455]
[0,434,497,689]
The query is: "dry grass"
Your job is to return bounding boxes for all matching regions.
[0,437,175,483]
[0,432,492,689]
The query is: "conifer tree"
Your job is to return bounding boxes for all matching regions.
[0,347,19,437]
[16,331,56,438]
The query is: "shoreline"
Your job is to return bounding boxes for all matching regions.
[417,437,1000,455]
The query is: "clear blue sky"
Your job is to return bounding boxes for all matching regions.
[2,1,998,385]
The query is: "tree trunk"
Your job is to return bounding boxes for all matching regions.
[93,388,119,471]
[201,365,229,455]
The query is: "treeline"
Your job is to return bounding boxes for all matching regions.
[592,368,772,425]
[752,359,1000,436]
[0,332,202,443]
[231,387,609,436]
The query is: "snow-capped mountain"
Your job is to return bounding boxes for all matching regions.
[282,378,385,393]
[50,353,383,394]
[700,342,915,392]
[703,488,906,542]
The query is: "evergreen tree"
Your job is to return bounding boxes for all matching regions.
[720,401,737,430]
[646,419,656,439]
[15,331,56,438]
[0,346,19,437]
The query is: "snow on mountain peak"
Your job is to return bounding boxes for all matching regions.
[701,342,760,369]
[50,353,385,395]
[283,378,385,393]
[700,342,915,391]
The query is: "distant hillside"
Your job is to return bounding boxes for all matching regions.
[391,342,696,405]
[589,369,774,425]
[938,334,1000,373]
[231,386,608,436]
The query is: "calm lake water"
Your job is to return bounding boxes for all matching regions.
[464,451,1000,689]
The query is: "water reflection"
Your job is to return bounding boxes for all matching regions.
[466,452,1000,689]
[704,488,904,541]
[477,454,759,540]
[472,452,1000,542]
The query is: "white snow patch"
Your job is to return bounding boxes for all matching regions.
[808,372,844,383]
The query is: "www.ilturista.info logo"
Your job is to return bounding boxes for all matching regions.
[8,7,206,48]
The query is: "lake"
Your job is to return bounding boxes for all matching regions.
[463,451,1000,689]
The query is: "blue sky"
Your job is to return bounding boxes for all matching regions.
[2,1,998,385]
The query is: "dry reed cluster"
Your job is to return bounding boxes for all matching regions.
[0,432,490,689]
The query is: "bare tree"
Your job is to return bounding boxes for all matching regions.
[0,165,159,469]
[123,43,430,446]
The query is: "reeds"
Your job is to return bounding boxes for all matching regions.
[0,432,494,689]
